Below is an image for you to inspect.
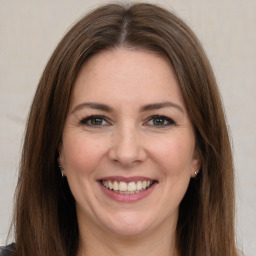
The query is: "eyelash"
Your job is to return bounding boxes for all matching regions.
[145,115,175,127]
[80,115,110,126]
[80,115,175,128]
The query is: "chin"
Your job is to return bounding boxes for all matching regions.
[101,211,154,237]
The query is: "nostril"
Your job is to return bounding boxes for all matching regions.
[108,143,147,166]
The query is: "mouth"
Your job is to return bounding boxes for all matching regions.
[100,180,156,194]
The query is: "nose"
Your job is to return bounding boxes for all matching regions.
[108,124,147,167]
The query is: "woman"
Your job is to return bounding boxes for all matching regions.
[1,2,239,256]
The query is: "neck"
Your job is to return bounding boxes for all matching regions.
[77,217,179,256]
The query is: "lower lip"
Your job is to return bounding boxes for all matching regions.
[99,182,157,203]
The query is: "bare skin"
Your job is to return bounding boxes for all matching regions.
[59,48,200,256]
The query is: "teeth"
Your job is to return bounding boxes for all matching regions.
[101,180,154,193]
[128,182,136,192]
[142,181,147,189]
[113,181,119,191]
[119,181,128,191]
[137,181,142,190]
[108,181,113,190]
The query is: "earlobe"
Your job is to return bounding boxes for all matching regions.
[57,143,65,177]
[58,143,63,165]
[58,164,65,178]
[191,149,202,178]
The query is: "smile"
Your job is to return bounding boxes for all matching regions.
[101,180,154,194]
[98,176,157,202]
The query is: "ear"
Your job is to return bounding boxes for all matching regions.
[191,148,201,178]
[58,142,65,169]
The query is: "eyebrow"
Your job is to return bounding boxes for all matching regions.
[139,102,184,113]
[71,101,184,114]
[71,102,113,113]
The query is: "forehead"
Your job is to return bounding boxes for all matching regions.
[70,47,185,109]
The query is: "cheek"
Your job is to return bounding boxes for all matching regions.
[61,134,107,175]
[149,134,195,175]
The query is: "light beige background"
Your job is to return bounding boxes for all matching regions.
[0,0,255,255]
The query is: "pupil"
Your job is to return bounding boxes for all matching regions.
[154,118,164,125]
[92,118,102,125]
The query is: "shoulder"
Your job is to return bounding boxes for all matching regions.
[0,244,16,256]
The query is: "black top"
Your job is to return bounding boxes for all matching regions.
[0,244,15,256]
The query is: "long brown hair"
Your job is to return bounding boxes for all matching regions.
[10,3,238,256]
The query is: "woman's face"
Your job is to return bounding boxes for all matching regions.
[59,48,200,237]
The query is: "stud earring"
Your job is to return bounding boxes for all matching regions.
[59,165,64,177]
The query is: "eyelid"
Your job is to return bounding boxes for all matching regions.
[80,115,111,126]
[144,115,176,127]
[79,114,175,128]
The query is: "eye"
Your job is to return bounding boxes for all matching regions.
[80,115,110,127]
[145,115,175,127]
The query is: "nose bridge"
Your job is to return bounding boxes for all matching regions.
[109,121,146,166]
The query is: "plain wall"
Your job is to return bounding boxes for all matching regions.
[0,0,255,255]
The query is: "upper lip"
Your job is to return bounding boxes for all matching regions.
[98,176,156,183]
